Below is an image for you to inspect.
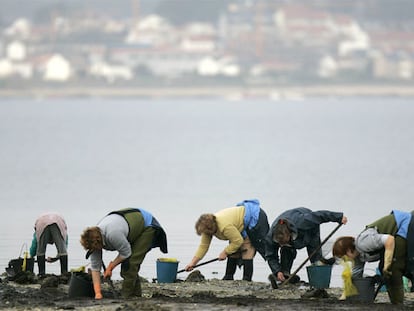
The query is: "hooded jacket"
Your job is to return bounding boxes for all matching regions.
[265,207,343,275]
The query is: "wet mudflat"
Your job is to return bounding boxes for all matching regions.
[1,274,413,311]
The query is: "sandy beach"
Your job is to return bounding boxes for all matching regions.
[1,271,413,311]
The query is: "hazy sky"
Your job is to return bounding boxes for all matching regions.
[1,0,413,26]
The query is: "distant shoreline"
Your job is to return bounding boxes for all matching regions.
[1,85,414,99]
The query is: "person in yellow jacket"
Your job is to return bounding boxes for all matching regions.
[185,199,269,281]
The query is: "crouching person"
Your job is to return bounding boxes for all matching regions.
[80,208,167,299]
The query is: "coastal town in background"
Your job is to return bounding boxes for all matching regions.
[1,0,414,98]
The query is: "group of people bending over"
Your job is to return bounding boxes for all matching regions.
[29,199,414,304]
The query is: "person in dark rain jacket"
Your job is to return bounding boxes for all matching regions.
[266,207,347,288]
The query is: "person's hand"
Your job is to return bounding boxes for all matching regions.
[185,264,194,272]
[185,257,200,271]
[276,271,285,282]
[341,216,348,225]
[218,250,228,261]
[46,256,59,263]
[103,261,116,279]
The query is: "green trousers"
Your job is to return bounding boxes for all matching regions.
[119,210,155,298]
[387,236,406,304]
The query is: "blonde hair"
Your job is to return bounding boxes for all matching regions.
[80,226,103,252]
[195,214,217,236]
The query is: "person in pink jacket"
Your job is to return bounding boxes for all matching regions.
[29,213,68,276]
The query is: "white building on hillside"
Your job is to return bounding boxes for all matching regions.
[6,40,27,61]
[43,54,72,81]
[89,61,133,83]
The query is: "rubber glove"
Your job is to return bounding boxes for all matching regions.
[104,261,116,279]
[91,270,103,299]
[93,282,102,300]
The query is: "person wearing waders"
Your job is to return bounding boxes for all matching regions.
[80,208,167,299]
[332,210,414,304]
[185,199,269,281]
[29,213,68,277]
[266,207,347,289]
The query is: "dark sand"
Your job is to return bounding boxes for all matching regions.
[1,272,413,310]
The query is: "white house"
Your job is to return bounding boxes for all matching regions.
[318,55,338,78]
[197,57,220,76]
[338,31,370,57]
[197,56,240,77]
[3,18,31,39]
[43,54,72,81]
[0,59,13,78]
[180,37,216,53]
[6,40,27,61]
[89,62,133,83]
[125,14,175,46]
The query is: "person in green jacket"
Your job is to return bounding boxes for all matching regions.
[333,210,414,304]
[80,208,167,299]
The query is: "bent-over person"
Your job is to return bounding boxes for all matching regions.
[333,210,414,304]
[185,199,269,281]
[80,208,167,299]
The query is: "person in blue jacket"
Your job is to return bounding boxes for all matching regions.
[266,207,347,288]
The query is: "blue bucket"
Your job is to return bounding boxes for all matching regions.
[156,258,179,283]
[306,265,332,289]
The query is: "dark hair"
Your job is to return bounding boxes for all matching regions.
[195,214,217,236]
[332,236,356,258]
[273,219,291,245]
[80,226,103,252]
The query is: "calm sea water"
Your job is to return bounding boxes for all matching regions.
[1,96,414,287]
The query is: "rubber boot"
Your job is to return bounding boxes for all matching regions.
[121,279,135,298]
[242,259,253,281]
[222,257,238,280]
[387,286,404,304]
[134,277,142,297]
[37,255,46,276]
[59,255,68,274]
